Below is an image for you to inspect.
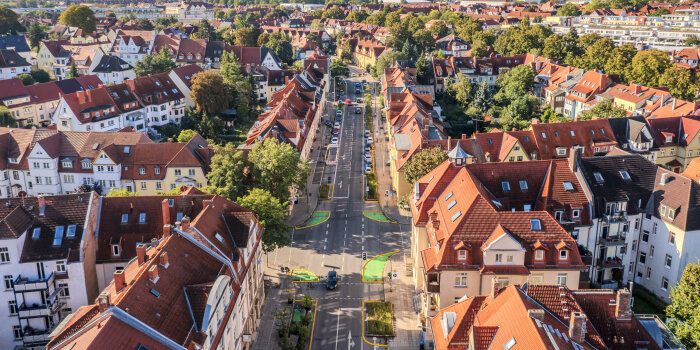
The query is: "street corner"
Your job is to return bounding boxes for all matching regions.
[362,251,400,283]
[295,211,330,229]
[290,268,321,283]
[362,211,397,223]
[361,300,391,347]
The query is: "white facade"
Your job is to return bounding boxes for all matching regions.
[53,98,129,132]
[0,64,30,80]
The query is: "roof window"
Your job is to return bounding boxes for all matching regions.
[563,181,574,191]
[66,224,77,238]
[501,181,510,191]
[149,288,160,297]
[593,172,604,183]
[215,232,224,243]
[451,211,462,222]
[444,192,453,201]
[519,180,528,191]
[619,170,631,181]
[541,132,546,139]
[168,199,174,207]
[53,226,64,246]
[177,212,184,222]
[570,130,575,137]
[600,128,605,135]
[124,146,130,153]
[447,200,457,210]
[32,227,40,240]
[121,213,128,223]
[139,213,146,224]
[530,218,542,231]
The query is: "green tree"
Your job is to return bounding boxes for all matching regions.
[28,22,44,50]
[137,18,154,30]
[604,44,637,84]
[415,55,432,85]
[542,34,566,59]
[667,262,700,349]
[193,19,218,41]
[310,19,324,31]
[578,37,616,71]
[322,7,346,20]
[67,62,79,79]
[206,144,253,201]
[470,40,489,58]
[330,58,349,77]
[220,51,253,119]
[197,113,225,140]
[579,99,628,120]
[540,105,568,123]
[649,8,671,16]
[454,74,473,109]
[248,138,309,203]
[374,51,408,78]
[0,106,16,127]
[404,147,448,185]
[685,35,700,47]
[495,64,537,104]
[659,66,697,101]
[177,129,198,142]
[472,81,493,114]
[266,33,294,64]
[134,48,176,77]
[0,7,24,34]
[556,3,581,16]
[628,49,672,87]
[412,29,436,54]
[190,71,232,114]
[499,95,538,130]
[105,187,138,197]
[59,5,96,32]
[346,10,369,23]
[429,21,449,38]
[30,69,51,83]
[234,26,261,46]
[237,188,290,253]
[18,73,35,86]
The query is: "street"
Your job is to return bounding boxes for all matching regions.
[263,67,413,350]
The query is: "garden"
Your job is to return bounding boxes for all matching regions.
[365,301,394,336]
[319,184,330,199]
[276,295,316,350]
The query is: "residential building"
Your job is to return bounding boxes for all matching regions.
[430,284,682,349]
[432,55,528,92]
[435,34,470,56]
[53,84,144,132]
[563,71,614,119]
[647,116,700,172]
[226,46,283,71]
[530,118,618,159]
[47,195,265,350]
[168,64,204,108]
[124,73,187,133]
[0,49,30,80]
[607,116,657,162]
[88,50,135,85]
[0,193,100,349]
[109,30,157,66]
[344,37,388,68]
[0,35,32,64]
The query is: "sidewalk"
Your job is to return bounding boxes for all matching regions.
[385,253,422,349]
[251,272,291,350]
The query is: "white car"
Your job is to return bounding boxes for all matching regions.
[332,136,338,144]
[367,136,373,144]
[364,164,372,174]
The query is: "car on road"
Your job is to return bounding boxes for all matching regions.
[355,82,361,87]
[324,120,332,127]
[356,98,363,103]
[338,90,345,95]
[355,89,361,94]
[364,152,372,163]
[367,136,373,144]
[355,107,362,114]
[326,270,338,290]
[331,136,338,144]
[334,122,340,128]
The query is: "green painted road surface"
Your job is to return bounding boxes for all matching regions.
[363,211,395,223]
[291,269,320,282]
[362,251,398,282]
[296,211,330,229]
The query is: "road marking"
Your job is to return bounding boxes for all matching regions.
[362,237,364,243]
[362,245,364,251]
[325,237,327,242]
[324,245,326,250]
[327,223,330,228]
[340,307,361,311]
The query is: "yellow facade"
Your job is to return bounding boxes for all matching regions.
[501,141,531,162]
[37,43,56,76]
[130,167,208,195]
[612,98,638,114]
[656,133,700,172]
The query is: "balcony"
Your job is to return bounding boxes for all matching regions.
[597,256,623,270]
[601,232,627,246]
[426,273,440,293]
[14,272,54,292]
[17,288,64,319]
[603,212,628,223]
[22,328,52,346]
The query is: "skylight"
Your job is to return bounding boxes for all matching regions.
[215,232,224,243]
[563,181,574,191]
[447,200,457,210]
[53,226,64,246]
[600,128,605,135]
[593,172,604,183]
[530,219,542,231]
[149,288,160,297]
[451,211,462,222]
[121,213,128,223]
[444,192,453,201]
[570,130,575,137]
[619,170,631,181]
[66,224,77,238]
[519,180,528,191]
[32,227,40,240]
[123,146,130,153]
[139,213,146,223]
[541,132,547,139]
[501,181,510,191]
[168,199,174,207]
[177,212,184,222]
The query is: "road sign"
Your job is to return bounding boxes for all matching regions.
[362,252,367,260]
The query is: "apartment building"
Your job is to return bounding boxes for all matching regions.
[0,49,30,80]
[432,55,528,92]
[109,30,157,66]
[47,194,265,350]
[53,83,144,132]
[563,71,614,119]
[124,72,187,132]
[647,116,700,172]
[0,193,100,349]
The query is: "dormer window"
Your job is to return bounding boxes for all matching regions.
[572,209,581,219]
[112,244,120,256]
[530,218,541,231]
[666,135,673,143]
[535,249,544,260]
[559,249,568,261]
[458,250,467,260]
[501,181,510,191]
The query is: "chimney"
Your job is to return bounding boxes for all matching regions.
[461,134,467,140]
[672,98,677,111]
[163,224,172,238]
[528,308,545,322]
[202,199,213,208]
[447,136,451,149]
[615,289,632,320]
[568,147,581,173]
[531,118,540,124]
[97,291,111,312]
[569,311,587,343]
[160,251,169,267]
[181,216,190,230]
[136,244,147,265]
[491,276,500,298]
[660,172,669,185]
[113,270,126,292]
[148,265,159,282]
[161,199,170,226]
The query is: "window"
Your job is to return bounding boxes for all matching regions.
[447,200,457,210]
[559,249,568,260]
[529,274,544,285]
[112,244,120,256]
[33,161,39,168]
[661,205,667,216]
[32,227,40,240]
[556,273,567,285]
[572,209,580,219]
[177,212,184,222]
[524,204,531,212]
[54,226,64,246]
[4,275,13,289]
[8,300,16,314]
[451,211,461,222]
[593,172,604,183]
[66,224,77,238]
[650,245,655,257]
[669,232,676,244]
[496,277,510,289]
[501,181,510,191]
[530,218,541,231]
[639,252,647,264]
[668,208,676,220]
[619,170,631,181]
[570,130,575,137]
[56,260,66,273]
[139,167,146,175]
[97,166,104,172]
[642,230,649,243]
[555,211,563,222]
[535,249,544,260]
[506,255,514,263]
[458,250,467,260]
[563,181,574,191]
[58,282,69,297]
[519,180,527,190]
[156,182,162,190]
[141,182,146,190]
[0,247,8,262]
[175,169,181,176]
[646,267,652,279]
[495,253,502,263]
[43,162,49,169]
[665,254,672,269]
[13,325,21,340]
[63,175,75,183]
[107,166,114,172]
[557,148,567,156]
[455,273,468,287]
[35,177,42,185]
[662,277,669,290]
[189,169,195,176]
[121,214,128,223]
[139,213,146,223]
[154,168,160,175]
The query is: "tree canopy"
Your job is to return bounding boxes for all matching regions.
[237,188,290,253]
[134,48,176,77]
[190,70,233,115]
[0,7,24,34]
[405,148,448,185]
[667,262,700,349]
[59,5,96,32]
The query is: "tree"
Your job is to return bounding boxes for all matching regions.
[190,70,233,115]
[322,7,346,20]
[105,187,138,197]
[472,81,493,114]
[557,3,581,16]
[649,8,671,16]
[18,73,35,86]
[237,188,290,253]
[0,106,16,127]
[453,74,473,109]
[579,99,628,120]
[540,105,568,123]
[667,262,700,349]
[266,33,294,65]
[685,35,700,47]
[59,5,96,32]
[628,49,672,87]
[193,19,218,41]
[220,51,253,118]
[67,62,79,79]
[177,129,198,142]
[137,18,154,30]
[346,10,369,23]
[234,26,261,46]
[404,148,448,184]
[28,22,44,50]
[659,66,697,101]
[495,64,537,104]
[0,7,23,34]
[429,21,449,38]
[374,51,408,78]
[415,55,432,85]
[604,44,637,83]
[197,113,225,140]
[470,40,489,58]
[330,58,349,77]
[542,34,566,59]
[310,19,324,31]
[248,138,309,203]
[206,144,253,201]
[134,48,176,77]
[30,68,51,83]
[412,29,436,55]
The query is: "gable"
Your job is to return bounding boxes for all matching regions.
[483,230,524,251]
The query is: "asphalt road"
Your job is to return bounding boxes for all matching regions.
[269,68,409,350]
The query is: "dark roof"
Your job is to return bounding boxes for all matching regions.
[607,116,653,151]
[651,168,700,231]
[578,154,657,217]
[0,49,29,68]
[92,54,132,73]
[0,35,30,53]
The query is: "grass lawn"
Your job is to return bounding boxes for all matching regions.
[365,173,378,200]
[633,287,667,319]
[297,211,329,229]
[366,302,393,336]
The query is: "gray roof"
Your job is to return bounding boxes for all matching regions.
[447,143,469,159]
[92,54,132,73]
[394,133,411,151]
[0,49,29,68]
[0,35,30,53]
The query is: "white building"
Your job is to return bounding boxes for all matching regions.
[0,49,31,80]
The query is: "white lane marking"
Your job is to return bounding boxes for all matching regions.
[327,223,330,228]
[362,245,364,251]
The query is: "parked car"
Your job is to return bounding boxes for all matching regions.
[364,164,372,174]
[357,98,363,103]
[355,107,362,114]
[365,130,370,137]
[326,270,338,290]
[364,152,372,163]
[331,136,338,144]
[334,122,340,128]
[355,82,361,87]
[367,136,373,144]
[324,120,332,127]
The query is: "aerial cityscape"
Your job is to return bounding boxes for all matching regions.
[0,0,698,349]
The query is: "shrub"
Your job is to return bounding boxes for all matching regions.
[302,294,313,310]
[320,184,330,198]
